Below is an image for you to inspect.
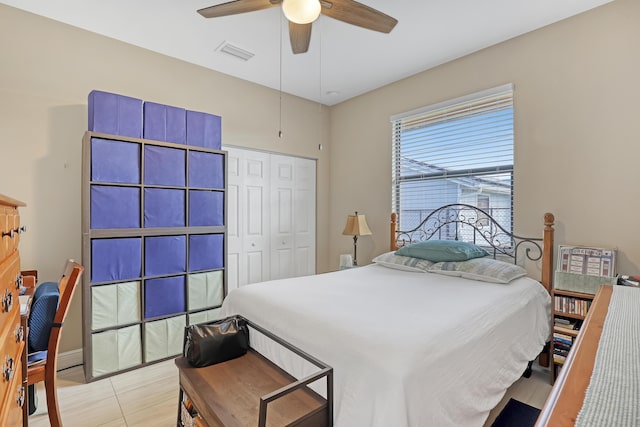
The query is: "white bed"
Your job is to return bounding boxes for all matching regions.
[220,206,554,426]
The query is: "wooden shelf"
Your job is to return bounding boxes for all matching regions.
[551,287,596,383]
[554,311,586,320]
[538,286,614,426]
[176,318,333,427]
[177,350,330,427]
[553,289,595,299]
[553,326,578,338]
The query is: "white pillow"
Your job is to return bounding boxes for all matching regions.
[372,252,433,273]
[427,257,527,284]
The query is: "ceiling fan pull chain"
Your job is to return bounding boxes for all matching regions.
[279,8,284,139]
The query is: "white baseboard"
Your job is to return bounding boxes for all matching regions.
[56,348,83,371]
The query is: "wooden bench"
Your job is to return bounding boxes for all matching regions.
[176,319,333,427]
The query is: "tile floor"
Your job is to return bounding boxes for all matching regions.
[28,360,179,427]
[28,359,551,426]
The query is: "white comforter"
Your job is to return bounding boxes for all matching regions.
[221,264,550,427]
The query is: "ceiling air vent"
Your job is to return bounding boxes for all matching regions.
[216,41,254,61]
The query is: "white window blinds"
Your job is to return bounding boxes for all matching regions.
[391,84,514,236]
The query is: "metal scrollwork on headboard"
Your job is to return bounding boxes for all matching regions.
[394,203,543,265]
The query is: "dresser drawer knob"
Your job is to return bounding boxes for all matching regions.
[16,385,25,408]
[15,325,24,343]
[3,356,14,382]
[2,229,15,239]
[15,273,23,290]
[1,289,13,313]
[16,226,26,234]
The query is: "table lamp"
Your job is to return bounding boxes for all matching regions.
[342,211,372,266]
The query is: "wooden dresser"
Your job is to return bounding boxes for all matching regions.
[536,285,613,426]
[0,194,27,426]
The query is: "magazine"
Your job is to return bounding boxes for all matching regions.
[557,245,616,277]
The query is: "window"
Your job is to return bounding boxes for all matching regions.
[391,84,514,240]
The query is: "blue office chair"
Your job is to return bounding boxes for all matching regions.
[27,281,59,415]
[25,260,84,427]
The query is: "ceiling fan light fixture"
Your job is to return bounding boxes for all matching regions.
[282,0,321,24]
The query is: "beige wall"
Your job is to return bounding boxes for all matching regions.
[0,4,330,353]
[329,0,640,276]
[2,0,639,356]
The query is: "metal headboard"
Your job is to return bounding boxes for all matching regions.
[392,203,544,266]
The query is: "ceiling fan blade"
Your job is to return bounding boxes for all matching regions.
[321,0,397,33]
[198,0,281,18]
[289,22,312,54]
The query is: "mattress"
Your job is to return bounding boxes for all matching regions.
[221,264,551,427]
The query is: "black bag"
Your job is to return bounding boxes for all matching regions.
[184,316,250,368]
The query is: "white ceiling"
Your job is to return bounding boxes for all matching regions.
[2,0,613,106]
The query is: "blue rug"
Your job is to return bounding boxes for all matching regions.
[491,398,541,427]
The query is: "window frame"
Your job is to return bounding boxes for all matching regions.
[391,84,514,237]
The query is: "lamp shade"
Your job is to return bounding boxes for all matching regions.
[282,0,321,24]
[342,212,372,236]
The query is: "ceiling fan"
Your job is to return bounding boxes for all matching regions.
[198,0,397,54]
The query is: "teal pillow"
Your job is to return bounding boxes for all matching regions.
[395,240,489,262]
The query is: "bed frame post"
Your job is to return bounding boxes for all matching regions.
[390,213,398,251]
[539,212,555,369]
[542,212,555,295]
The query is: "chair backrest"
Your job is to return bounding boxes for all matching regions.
[48,260,84,366]
[28,259,81,353]
[28,283,60,353]
[53,260,83,327]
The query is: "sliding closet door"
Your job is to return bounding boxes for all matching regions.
[293,157,316,277]
[226,147,316,289]
[227,148,270,291]
[270,154,295,280]
[270,154,317,279]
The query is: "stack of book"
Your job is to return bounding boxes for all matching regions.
[553,318,581,365]
[553,331,574,364]
[554,317,582,334]
[554,295,592,316]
